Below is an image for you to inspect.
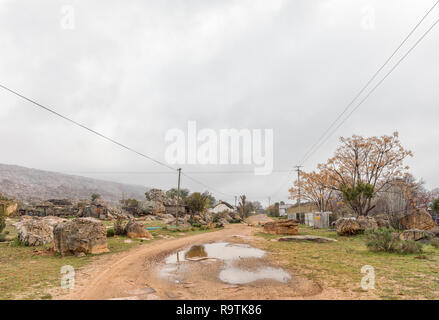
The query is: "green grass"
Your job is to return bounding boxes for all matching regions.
[0,218,220,300]
[255,225,439,299]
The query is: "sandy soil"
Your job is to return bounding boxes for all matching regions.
[54,222,366,300]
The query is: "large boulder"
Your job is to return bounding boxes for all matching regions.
[400,209,436,230]
[125,220,152,239]
[53,217,109,256]
[263,219,299,235]
[14,216,66,246]
[399,229,434,241]
[336,218,362,236]
[357,216,378,231]
[374,215,391,228]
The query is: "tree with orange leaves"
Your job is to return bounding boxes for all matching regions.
[289,168,336,212]
[321,132,413,216]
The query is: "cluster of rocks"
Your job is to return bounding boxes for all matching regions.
[335,209,439,243]
[14,216,109,256]
[17,198,115,220]
[53,218,109,256]
[114,219,153,239]
[263,219,299,235]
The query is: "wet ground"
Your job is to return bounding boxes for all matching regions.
[161,242,291,285]
[57,223,324,300]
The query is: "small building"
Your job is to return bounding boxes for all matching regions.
[279,204,294,217]
[209,200,235,214]
[289,212,332,228]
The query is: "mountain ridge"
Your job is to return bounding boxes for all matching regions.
[0,163,147,205]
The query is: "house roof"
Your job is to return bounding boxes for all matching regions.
[215,200,234,209]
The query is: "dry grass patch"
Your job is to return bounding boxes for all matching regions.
[255,225,439,299]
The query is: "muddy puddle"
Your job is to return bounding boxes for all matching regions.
[161,242,290,285]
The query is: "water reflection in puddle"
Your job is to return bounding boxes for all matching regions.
[219,267,291,284]
[162,242,291,285]
[165,242,265,264]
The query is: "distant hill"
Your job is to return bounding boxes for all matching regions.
[0,163,147,205]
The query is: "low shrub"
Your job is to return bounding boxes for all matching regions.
[0,213,5,234]
[365,228,423,254]
[114,218,127,236]
[431,238,439,248]
[106,228,115,237]
[399,240,423,254]
[0,233,7,242]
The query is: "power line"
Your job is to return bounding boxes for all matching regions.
[0,84,236,199]
[0,83,177,172]
[270,1,439,199]
[302,14,439,164]
[299,0,439,165]
[62,169,292,175]
[181,172,235,198]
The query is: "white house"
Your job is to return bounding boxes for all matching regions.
[279,204,294,216]
[209,200,236,214]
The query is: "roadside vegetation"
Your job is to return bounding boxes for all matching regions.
[256,225,439,299]
[0,217,221,300]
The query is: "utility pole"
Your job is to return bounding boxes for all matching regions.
[234,196,237,208]
[176,168,181,227]
[295,165,303,215]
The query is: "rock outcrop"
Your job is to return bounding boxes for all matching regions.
[400,209,436,230]
[357,216,378,231]
[263,219,299,235]
[14,216,66,246]
[336,218,362,236]
[53,217,109,256]
[125,220,152,239]
[399,229,434,241]
[278,235,337,243]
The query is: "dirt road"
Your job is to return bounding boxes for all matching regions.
[55,223,343,300]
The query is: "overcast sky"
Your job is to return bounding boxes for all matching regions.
[0,0,438,206]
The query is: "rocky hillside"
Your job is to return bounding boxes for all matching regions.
[0,164,147,205]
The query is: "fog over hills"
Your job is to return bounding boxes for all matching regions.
[0,163,147,204]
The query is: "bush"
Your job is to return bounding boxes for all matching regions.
[365,228,423,254]
[106,228,115,238]
[114,218,127,236]
[399,240,423,254]
[0,212,5,234]
[0,233,7,242]
[431,238,439,248]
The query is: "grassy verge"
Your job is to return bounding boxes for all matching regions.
[0,218,220,300]
[255,225,439,299]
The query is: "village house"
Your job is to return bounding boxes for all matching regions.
[209,200,236,214]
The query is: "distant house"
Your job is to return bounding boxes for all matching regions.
[279,204,294,216]
[210,200,236,214]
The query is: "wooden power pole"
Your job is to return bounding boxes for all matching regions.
[295,165,303,215]
[176,168,181,227]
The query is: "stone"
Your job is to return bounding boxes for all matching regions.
[278,235,337,243]
[400,209,436,230]
[429,226,439,237]
[14,216,66,246]
[375,216,391,228]
[125,220,153,239]
[263,219,299,235]
[357,216,378,231]
[399,229,434,241]
[53,217,109,256]
[336,218,362,236]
